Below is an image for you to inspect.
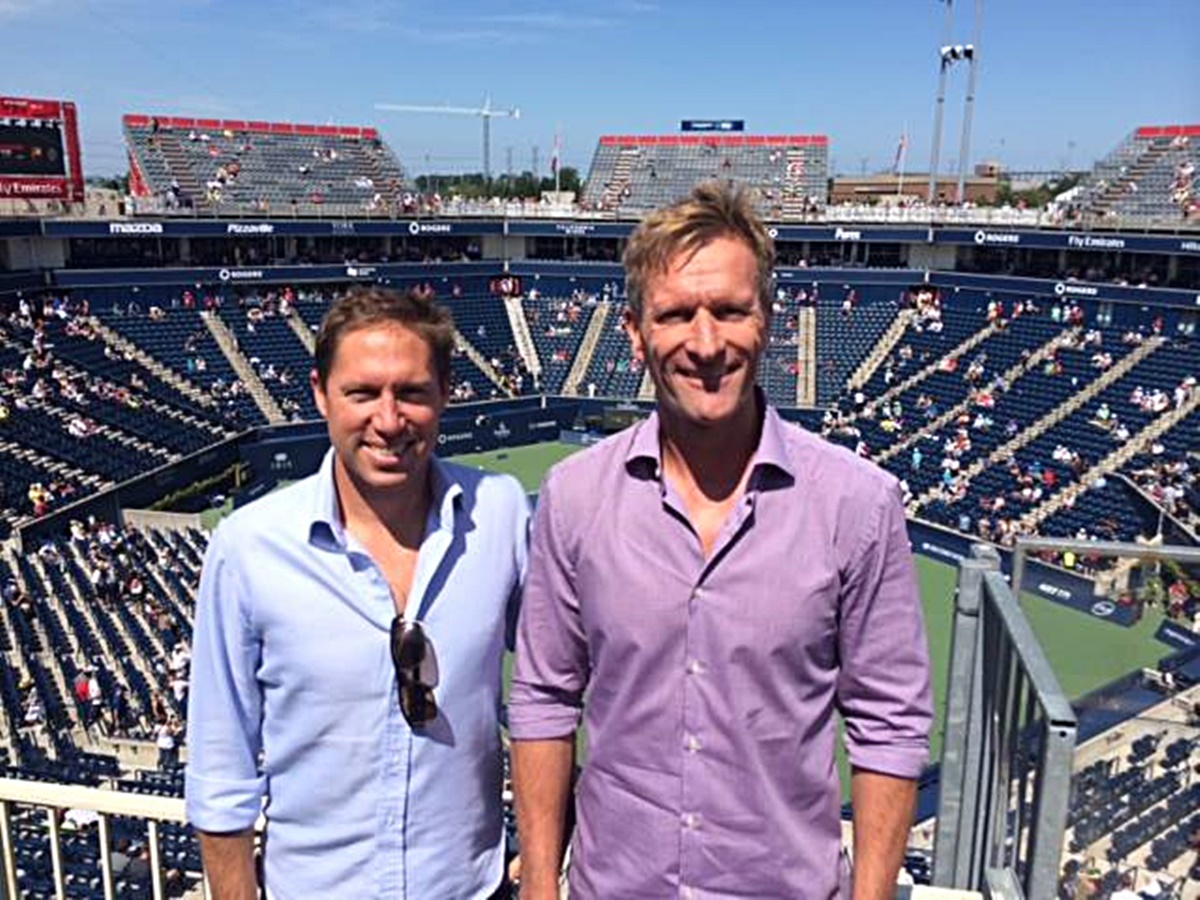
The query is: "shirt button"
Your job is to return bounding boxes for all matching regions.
[686,659,705,675]
[685,734,702,753]
[682,812,701,830]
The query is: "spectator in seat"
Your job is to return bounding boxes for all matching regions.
[510,183,932,900]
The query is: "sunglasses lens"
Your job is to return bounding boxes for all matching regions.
[392,618,439,727]
[400,684,438,726]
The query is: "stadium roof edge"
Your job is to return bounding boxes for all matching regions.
[121,113,379,141]
[598,134,829,146]
[1134,124,1200,138]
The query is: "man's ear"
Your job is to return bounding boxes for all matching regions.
[310,369,328,419]
[623,306,645,363]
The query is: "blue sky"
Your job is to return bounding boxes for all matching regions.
[3,0,1197,179]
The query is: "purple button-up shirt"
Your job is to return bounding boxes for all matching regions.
[509,404,932,899]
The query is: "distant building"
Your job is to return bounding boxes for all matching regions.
[829,172,1000,205]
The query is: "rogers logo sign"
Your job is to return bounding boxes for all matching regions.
[973,230,1019,246]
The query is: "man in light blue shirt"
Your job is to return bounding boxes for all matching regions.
[186,286,528,899]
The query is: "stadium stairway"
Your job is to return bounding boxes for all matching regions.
[797,306,817,405]
[562,301,611,396]
[504,296,542,382]
[155,131,205,206]
[89,320,219,415]
[879,326,1079,467]
[607,148,637,212]
[287,310,316,354]
[638,367,655,400]
[201,312,286,424]
[847,309,915,392]
[911,335,1166,512]
[1089,139,1171,216]
[453,329,513,397]
[1021,386,1200,532]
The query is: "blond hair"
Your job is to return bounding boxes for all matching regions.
[622,181,775,320]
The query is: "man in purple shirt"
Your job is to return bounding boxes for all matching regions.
[509,182,933,899]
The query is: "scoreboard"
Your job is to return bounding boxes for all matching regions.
[0,96,84,202]
[0,121,66,176]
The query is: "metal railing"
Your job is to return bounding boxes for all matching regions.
[934,544,1078,900]
[0,777,197,900]
[7,193,1198,233]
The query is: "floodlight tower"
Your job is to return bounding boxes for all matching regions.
[375,96,521,182]
[928,0,984,204]
[954,0,984,204]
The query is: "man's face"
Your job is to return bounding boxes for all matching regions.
[626,236,767,433]
[311,322,447,503]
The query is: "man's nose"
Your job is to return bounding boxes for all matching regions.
[374,397,407,431]
[688,310,723,358]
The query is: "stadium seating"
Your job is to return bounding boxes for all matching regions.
[522,296,598,395]
[102,307,267,427]
[123,115,409,217]
[581,135,829,216]
[1077,125,1199,220]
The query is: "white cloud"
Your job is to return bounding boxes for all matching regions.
[0,0,54,18]
[473,12,617,29]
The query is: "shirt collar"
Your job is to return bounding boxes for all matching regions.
[308,450,461,550]
[624,388,797,487]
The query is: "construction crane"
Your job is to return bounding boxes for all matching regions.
[375,97,520,182]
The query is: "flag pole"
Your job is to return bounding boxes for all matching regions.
[553,126,562,195]
[897,125,908,198]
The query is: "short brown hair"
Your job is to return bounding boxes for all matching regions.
[622,181,775,320]
[313,286,455,389]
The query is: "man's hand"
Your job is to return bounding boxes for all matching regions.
[197,829,257,900]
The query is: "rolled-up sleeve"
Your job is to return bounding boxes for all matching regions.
[185,524,267,831]
[508,469,589,741]
[836,479,933,779]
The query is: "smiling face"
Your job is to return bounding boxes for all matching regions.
[311,322,448,512]
[625,235,767,436]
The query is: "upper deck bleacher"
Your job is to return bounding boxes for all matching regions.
[122,114,409,218]
[1077,124,1199,222]
[581,134,829,217]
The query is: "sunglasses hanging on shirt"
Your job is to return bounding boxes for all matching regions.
[391,617,440,728]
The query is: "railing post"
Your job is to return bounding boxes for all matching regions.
[46,805,65,900]
[98,813,116,900]
[148,816,166,900]
[0,800,15,900]
[1026,720,1077,900]
[933,544,999,888]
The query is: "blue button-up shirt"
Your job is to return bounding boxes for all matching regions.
[186,450,529,899]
